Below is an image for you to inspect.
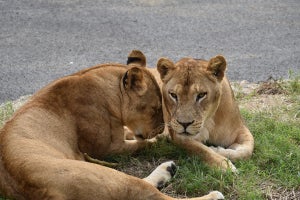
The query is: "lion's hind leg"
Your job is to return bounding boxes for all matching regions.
[19,158,166,200]
[9,155,224,200]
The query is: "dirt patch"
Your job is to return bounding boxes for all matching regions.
[234,79,299,122]
[256,78,286,95]
[261,181,300,200]
[238,94,291,113]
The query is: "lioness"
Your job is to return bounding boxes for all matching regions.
[0,53,223,200]
[155,55,254,172]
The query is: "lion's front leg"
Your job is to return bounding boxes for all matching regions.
[210,126,254,162]
[124,126,135,140]
[108,126,156,155]
[106,122,155,155]
[172,133,237,173]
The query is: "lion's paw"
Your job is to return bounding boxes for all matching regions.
[222,159,238,174]
[226,159,239,174]
[210,146,224,153]
[143,161,176,189]
[208,191,224,200]
[229,162,238,174]
[210,146,237,159]
[147,137,157,144]
[210,147,238,173]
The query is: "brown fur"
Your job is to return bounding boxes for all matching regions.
[0,52,224,200]
[154,55,254,172]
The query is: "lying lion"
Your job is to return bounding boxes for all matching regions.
[156,55,254,172]
[0,52,223,200]
[128,51,254,172]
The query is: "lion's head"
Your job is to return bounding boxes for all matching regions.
[157,55,227,139]
[122,50,164,139]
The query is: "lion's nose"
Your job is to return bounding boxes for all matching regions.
[177,120,194,129]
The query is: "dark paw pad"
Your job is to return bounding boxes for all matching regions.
[167,163,177,177]
[157,180,165,190]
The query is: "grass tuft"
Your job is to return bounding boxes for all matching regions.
[0,102,14,126]
[286,70,300,94]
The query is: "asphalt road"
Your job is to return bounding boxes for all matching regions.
[1,0,299,103]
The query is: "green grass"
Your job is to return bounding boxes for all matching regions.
[110,110,299,199]
[0,78,299,199]
[286,70,300,94]
[113,78,300,199]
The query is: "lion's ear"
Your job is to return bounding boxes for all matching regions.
[157,58,176,81]
[207,55,227,81]
[123,67,147,95]
[127,50,146,67]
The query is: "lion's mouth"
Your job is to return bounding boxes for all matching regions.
[168,126,198,137]
[178,131,193,136]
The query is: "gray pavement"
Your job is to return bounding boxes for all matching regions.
[1,0,299,103]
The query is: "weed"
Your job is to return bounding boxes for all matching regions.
[106,108,300,200]
[286,70,300,95]
[0,102,14,126]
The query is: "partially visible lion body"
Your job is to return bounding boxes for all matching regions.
[150,55,254,172]
[0,63,164,199]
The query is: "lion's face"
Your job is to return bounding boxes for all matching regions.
[157,55,227,137]
[122,65,164,139]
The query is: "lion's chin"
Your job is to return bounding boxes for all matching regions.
[179,131,194,136]
[173,129,199,136]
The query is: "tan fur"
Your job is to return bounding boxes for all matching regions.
[155,55,254,172]
[0,52,224,200]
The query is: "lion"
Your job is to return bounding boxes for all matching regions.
[0,51,224,200]
[128,51,254,172]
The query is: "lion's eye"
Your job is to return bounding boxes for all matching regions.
[196,92,207,102]
[169,92,178,101]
